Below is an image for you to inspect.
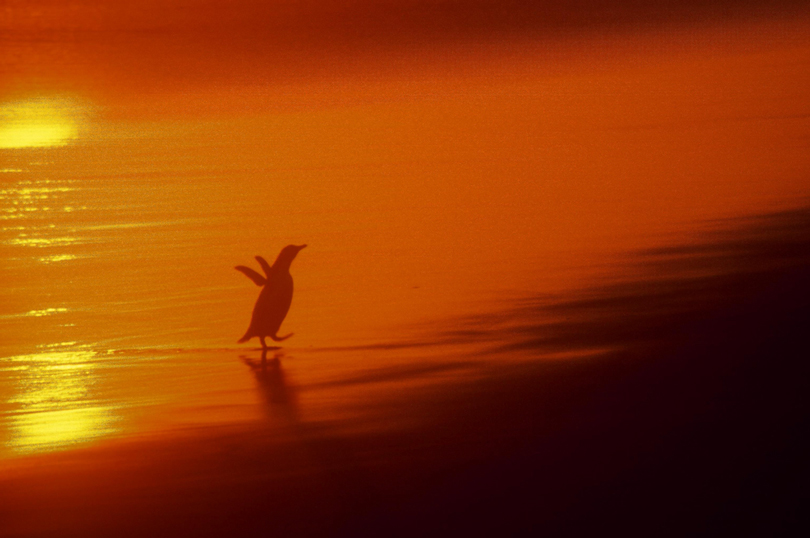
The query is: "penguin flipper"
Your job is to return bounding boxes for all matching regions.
[235,266,266,286]
[255,256,273,278]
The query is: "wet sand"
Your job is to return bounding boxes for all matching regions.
[2,206,808,537]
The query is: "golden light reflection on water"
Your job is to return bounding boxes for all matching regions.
[0,97,86,148]
[38,254,80,263]
[0,180,78,225]
[7,236,81,247]
[24,308,68,317]
[2,347,120,454]
[0,179,84,265]
[9,406,118,454]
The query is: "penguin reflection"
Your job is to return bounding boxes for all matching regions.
[241,349,298,421]
[236,244,306,349]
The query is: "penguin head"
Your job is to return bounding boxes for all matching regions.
[275,244,307,269]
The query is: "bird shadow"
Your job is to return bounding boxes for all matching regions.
[240,349,299,422]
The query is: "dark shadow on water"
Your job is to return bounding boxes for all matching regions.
[368,204,810,538]
[308,360,478,390]
[241,349,298,422]
[238,348,382,535]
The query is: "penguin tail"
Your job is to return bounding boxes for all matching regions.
[270,332,293,342]
[238,330,252,343]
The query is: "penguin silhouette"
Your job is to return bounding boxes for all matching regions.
[236,244,306,349]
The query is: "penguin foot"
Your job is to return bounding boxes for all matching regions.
[270,333,293,342]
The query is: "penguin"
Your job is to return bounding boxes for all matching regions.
[236,244,306,349]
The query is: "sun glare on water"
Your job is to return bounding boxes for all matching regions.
[3,347,120,454]
[0,97,85,148]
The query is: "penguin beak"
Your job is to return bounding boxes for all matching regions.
[296,244,307,251]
